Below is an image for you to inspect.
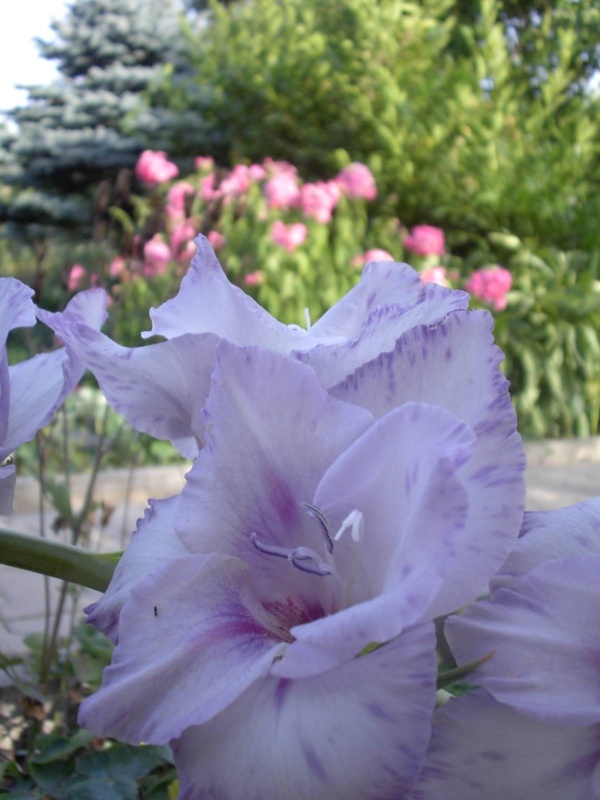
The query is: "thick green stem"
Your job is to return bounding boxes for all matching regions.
[0,528,119,592]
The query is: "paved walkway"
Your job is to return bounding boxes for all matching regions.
[1,441,600,671]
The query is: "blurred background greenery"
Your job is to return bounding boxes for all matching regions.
[2,0,600,446]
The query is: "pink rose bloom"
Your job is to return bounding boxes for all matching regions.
[244,270,264,286]
[207,230,226,250]
[194,156,214,171]
[271,220,308,252]
[248,164,266,181]
[144,235,171,269]
[200,174,217,203]
[109,256,126,279]
[337,163,377,201]
[135,150,179,185]
[421,266,449,287]
[263,158,297,176]
[465,266,512,311]
[264,172,301,209]
[352,249,394,267]
[178,240,198,263]
[300,181,340,224]
[219,165,252,198]
[167,182,195,212]
[403,225,445,257]
[68,264,86,292]
[170,222,197,260]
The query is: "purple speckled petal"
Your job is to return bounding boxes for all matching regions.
[411,691,600,800]
[142,234,312,351]
[37,312,219,458]
[78,553,287,745]
[85,496,189,644]
[307,260,422,339]
[332,309,525,615]
[0,464,16,515]
[272,403,474,678]
[446,555,600,725]
[176,342,374,612]
[172,623,436,800]
[498,498,600,581]
[298,283,470,389]
[0,278,36,349]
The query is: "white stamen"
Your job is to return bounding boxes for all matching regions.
[334,509,364,543]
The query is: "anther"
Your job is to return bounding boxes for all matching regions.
[334,509,364,543]
[301,502,334,553]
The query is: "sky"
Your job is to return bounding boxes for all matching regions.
[0,0,70,116]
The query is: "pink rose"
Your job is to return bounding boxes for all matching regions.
[219,165,252,198]
[271,220,308,252]
[403,225,445,257]
[109,256,126,279]
[207,230,226,250]
[248,164,266,181]
[465,266,512,311]
[244,271,264,286]
[67,264,86,292]
[135,150,179,185]
[200,174,217,203]
[300,181,340,224]
[352,249,394,267]
[167,182,195,212]
[264,173,301,210]
[170,222,197,260]
[263,158,297,176]
[337,163,377,201]
[194,156,214,171]
[143,235,171,269]
[421,266,449,287]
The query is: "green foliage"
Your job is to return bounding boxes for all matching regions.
[0,623,177,799]
[167,0,600,250]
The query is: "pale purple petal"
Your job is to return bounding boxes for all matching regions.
[446,555,600,725]
[298,284,470,389]
[273,403,474,677]
[0,278,36,348]
[498,498,600,581]
[332,310,525,614]
[0,464,16,514]
[412,691,600,800]
[35,318,218,458]
[307,260,422,339]
[172,623,436,800]
[78,553,287,744]
[142,234,311,351]
[85,496,189,643]
[176,342,374,611]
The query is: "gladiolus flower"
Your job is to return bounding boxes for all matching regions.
[0,280,106,513]
[337,163,377,201]
[271,220,307,252]
[465,266,512,311]
[404,226,445,258]
[135,150,179,185]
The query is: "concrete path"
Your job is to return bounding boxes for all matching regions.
[1,439,600,670]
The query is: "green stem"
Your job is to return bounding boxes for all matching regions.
[0,528,119,592]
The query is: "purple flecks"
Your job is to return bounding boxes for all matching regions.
[302,742,328,780]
